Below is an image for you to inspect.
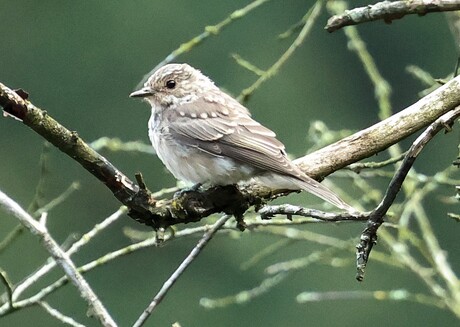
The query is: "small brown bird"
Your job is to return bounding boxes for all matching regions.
[130,63,353,211]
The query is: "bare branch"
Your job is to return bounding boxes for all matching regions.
[0,270,13,310]
[137,0,272,87]
[132,214,232,327]
[9,207,126,306]
[259,204,368,221]
[326,0,460,32]
[0,190,117,327]
[38,302,86,327]
[294,74,460,177]
[296,289,446,309]
[3,69,460,229]
[237,0,322,102]
[356,106,460,281]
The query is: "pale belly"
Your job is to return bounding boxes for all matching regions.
[149,126,255,185]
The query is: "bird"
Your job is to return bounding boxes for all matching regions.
[130,63,353,211]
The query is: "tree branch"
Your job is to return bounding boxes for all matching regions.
[0,191,117,327]
[325,0,460,33]
[2,73,460,229]
[355,106,460,280]
[132,214,232,327]
[259,107,460,280]
[294,74,460,177]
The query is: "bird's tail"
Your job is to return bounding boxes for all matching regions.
[289,177,355,212]
[256,174,355,212]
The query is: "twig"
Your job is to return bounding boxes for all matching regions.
[0,225,23,255]
[27,142,51,213]
[0,190,117,326]
[257,226,401,273]
[199,272,288,308]
[446,11,460,48]
[296,289,446,309]
[1,224,226,314]
[345,152,406,173]
[231,54,265,76]
[356,106,460,281]
[327,0,392,120]
[132,214,232,327]
[237,0,323,102]
[33,182,80,217]
[411,196,460,306]
[447,213,460,221]
[378,228,450,304]
[259,204,367,221]
[89,137,154,154]
[293,72,460,177]
[9,207,126,305]
[137,0,271,87]
[0,270,13,310]
[239,239,291,270]
[2,214,399,315]
[265,244,352,275]
[325,0,460,32]
[260,107,460,281]
[0,182,80,255]
[38,301,86,327]
[2,59,460,229]
[406,65,438,88]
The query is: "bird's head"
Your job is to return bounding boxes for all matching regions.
[130,63,216,108]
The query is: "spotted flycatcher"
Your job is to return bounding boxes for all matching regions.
[130,63,353,211]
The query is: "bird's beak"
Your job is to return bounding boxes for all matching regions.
[129,87,153,98]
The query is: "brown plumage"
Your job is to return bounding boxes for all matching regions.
[130,63,353,211]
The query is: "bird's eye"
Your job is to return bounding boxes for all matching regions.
[165,80,176,89]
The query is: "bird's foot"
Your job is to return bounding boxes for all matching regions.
[174,183,202,198]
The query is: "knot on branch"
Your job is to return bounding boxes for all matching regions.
[1,88,28,120]
[127,184,266,230]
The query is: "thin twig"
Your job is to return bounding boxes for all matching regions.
[132,214,232,327]
[27,142,51,213]
[356,106,460,281]
[0,270,13,310]
[33,182,80,217]
[9,207,126,305]
[231,54,265,76]
[259,204,367,221]
[137,0,271,87]
[296,289,446,309]
[0,225,23,255]
[237,0,323,102]
[199,272,288,308]
[89,137,155,154]
[327,0,392,120]
[0,182,80,255]
[345,152,406,173]
[38,301,86,327]
[0,191,117,327]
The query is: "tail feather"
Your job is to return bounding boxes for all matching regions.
[289,177,355,212]
[256,173,355,212]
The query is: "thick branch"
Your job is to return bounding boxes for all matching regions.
[0,87,139,201]
[259,107,460,281]
[326,0,460,32]
[295,75,460,178]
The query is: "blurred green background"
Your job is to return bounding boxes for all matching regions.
[1,0,459,326]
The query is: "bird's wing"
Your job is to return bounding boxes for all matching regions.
[166,94,304,179]
[167,94,355,211]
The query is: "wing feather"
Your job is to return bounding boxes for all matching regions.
[166,95,303,179]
